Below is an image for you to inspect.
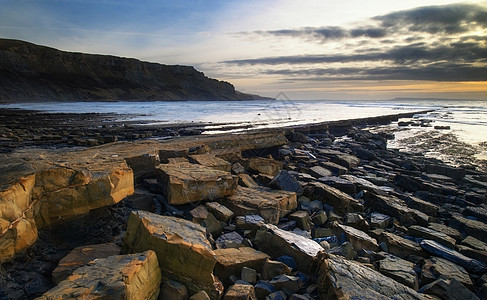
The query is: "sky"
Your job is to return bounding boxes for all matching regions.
[1,0,486,100]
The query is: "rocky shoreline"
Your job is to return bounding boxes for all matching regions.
[1,109,487,299]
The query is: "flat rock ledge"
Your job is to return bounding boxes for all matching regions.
[36,250,161,300]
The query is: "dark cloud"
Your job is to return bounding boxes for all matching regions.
[265,64,487,82]
[375,3,487,34]
[238,3,487,41]
[228,3,487,82]
[225,42,487,66]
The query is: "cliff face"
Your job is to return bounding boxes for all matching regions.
[0,39,265,102]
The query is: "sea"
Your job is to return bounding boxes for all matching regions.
[2,98,487,159]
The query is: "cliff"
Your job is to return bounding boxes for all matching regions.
[0,39,268,102]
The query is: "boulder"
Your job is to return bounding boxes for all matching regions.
[340,174,384,194]
[289,211,313,231]
[205,202,234,223]
[156,163,237,205]
[235,215,265,231]
[450,214,487,242]
[261,259,293,280]
[304,182,361,216]
[380,232,425,258]
[317,176,356,194]
[1,162,134,263]
[404,196,439,217]
[428,223,463,242]
[269,274,303,294]
[254,224,326,272]
[364,192,429,227]
[333,224,379,252]
[214,231,244,249]
[37,250,161,300]
[241,267,257,284]
[121,211,223,299]
[52,243,121,284]
[213,247,269,282]
[223,283,257,300]
[420,239,487,274]
[237,174,259,188]
[189,154,232,172]
[317,255,428,299]
[370,212,391,229]
[418,277,479,300]
[222,186,296,224]
[330,154,360,169]
[160,280,189,300]
[320,162,348,176]
[421,257,473,289]
[270,170,303,195]
[307,166,333,178]
[189,291,211,300]
[378,254,418,290]
[408,225,456,249]
[246,157,283,176]
[424,164,466,180]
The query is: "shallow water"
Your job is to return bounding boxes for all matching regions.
[2,99,486,145]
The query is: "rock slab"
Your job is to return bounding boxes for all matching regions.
[37,250,161,300]
[157,163,237,205]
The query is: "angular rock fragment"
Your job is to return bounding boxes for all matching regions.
[420,239,487,274]
[270,170,303,195]
[205,202,234,223]
[121,211,223,299]
[418,277,479,300]
[289,210,313,231]
[408,225,456,249]
[364,192,429,226]
[222,186,296,224]
[424,164,466,180]
[380,232,425,258]
[214,231,244,249]
[38,250,161,300]
[333,224,379,252]
[378,254,419,290]
[213,247,269,283]
[254,224,326,272]
[156,162,237,205]
[223,283,257,300]
[246,157,283,176]
[318,255,428,299]
[304,182,361,216]
[261,259,293,280]
[160,280,189,300]
[421,257,473,289]
[370,212,391,229]
[428,223,462,242]
[307,166,333,178]
[450,214,487,242]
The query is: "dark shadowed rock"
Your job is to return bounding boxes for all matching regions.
[420,239,487,274]
[378,254,419,290]
[270,170,304,195]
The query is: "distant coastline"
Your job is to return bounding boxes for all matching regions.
[0,39,271,103]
